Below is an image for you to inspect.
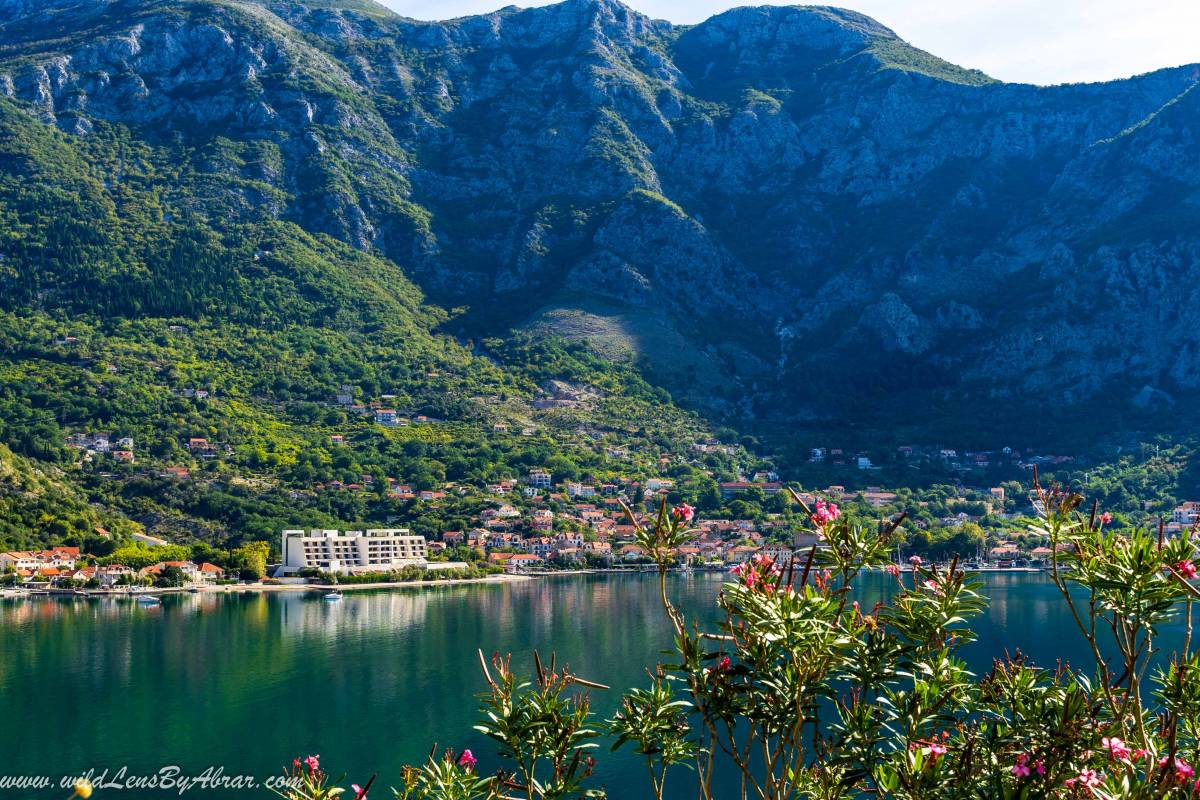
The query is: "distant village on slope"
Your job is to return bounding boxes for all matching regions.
[5,378,1195,592]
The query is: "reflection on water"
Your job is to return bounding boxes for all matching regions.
[0,573,1187,799]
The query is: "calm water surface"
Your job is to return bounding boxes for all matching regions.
[0,573,1183,798]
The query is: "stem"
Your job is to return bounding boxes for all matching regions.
[1185,597,1194,660]
[1049,517,1120,720]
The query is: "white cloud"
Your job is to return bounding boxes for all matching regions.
[376,0,1200,85]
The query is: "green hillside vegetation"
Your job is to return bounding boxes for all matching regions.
[0,443,141,551]
[868,38,997,85]
[3,0,1200,558]
[0,99,714,552]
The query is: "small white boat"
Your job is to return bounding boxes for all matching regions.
[323,590,343,601]
[137,595,161,605]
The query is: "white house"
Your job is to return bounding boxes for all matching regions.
[1173,502,1200,525]
[278,529,427,575]
[97,565,136,586]
[0,547,79,572]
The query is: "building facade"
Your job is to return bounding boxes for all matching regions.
[280,529,428,575]
[0,547,79,572]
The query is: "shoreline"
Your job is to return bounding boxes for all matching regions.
[0,572,532,599]
[0,565,1054,600]
[0,568,710,601]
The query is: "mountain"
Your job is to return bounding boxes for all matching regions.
[0,0,1198,497]
[0,0,720,549]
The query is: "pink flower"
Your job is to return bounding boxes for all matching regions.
[352,785,368,800]
[1012,753,1032,778]
[672,504,695,523]
[1102,737,1130,762]
[886,564,901,577]
[458,749,477,770]
[909,555,922,566]
[926,742,947,764]
[812,500,840,526]
[1159,757,1195,782]
[712,655,732,673]
[923,579,943,595]
[1132,748,1149,761]
[813,569,833,592]
[1175,560,1198,579]
[1099,512,1112,525]
[1035,760,1046,776]
[1063,767,1102,791]
[303,755,320,773]
[734,554,784,593]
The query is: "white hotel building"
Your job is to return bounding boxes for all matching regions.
[280,529,428,575]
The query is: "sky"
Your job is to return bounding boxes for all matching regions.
[376,0,1200,86]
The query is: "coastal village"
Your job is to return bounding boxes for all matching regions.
[0,545,225,588]
[7,448,1200,592]
[4,377,1193,594]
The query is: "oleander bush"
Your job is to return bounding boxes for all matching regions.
[281,478,1200,799]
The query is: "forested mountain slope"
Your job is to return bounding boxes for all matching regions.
[0,0,1198,546]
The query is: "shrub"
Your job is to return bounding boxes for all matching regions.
[290,480,1200,799]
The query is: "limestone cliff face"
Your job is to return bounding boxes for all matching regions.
[2,0,1198,422]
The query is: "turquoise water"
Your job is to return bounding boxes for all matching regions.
[0,573,1183,798]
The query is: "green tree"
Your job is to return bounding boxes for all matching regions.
[231,541,269,580]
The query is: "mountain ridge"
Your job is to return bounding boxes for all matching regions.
[1,0,1199,439]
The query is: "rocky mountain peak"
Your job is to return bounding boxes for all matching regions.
[494,0,667,49]
[1,0,1199,430]
[700,4,898,47]
[691,4,897,58]
[671,3,909,91]
[556,0,637,17]
[0,0,113,23]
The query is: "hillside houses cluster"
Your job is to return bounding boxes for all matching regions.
[692,439,739,456]
[301,467,1031,572]
[463,511,803,572]
[412,470,820,572]
[719,480,783,498]
[65,432,135,462]
[0,546,225,588]
[0,546,80,575]
[329,384,447,428]
[1168,501,1200,536]
[810,444,1076,473]
[186,437,232,459]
